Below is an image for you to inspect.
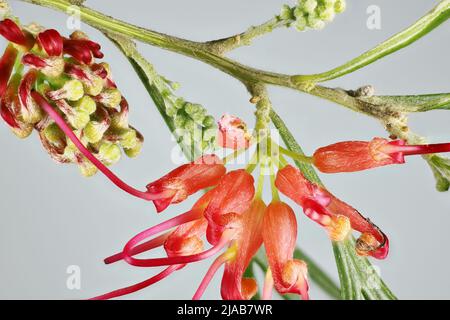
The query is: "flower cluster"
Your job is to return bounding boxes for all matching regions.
[0,19,143,177]
[157,77,217,153]
[89,116,450,299]
[280,0,347,31]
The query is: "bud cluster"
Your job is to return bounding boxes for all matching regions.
[279,0,346,31]
[157,77,216,153]
[0,19,143,177]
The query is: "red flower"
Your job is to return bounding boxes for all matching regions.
[262,201,309,299]
[275,165,388,259]
[203,169,255,245]
[37,29,63,56]
[313,137,450,173]
[217,114,252,150]
[0,19,33,49]
[146,154,226,212]
[220,199,266,300]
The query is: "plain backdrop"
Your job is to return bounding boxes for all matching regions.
[1,0,449,299]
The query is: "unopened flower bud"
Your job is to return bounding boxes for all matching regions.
[280,5,294,21]
[302,0,318,14]
[203,115,215,128]
[78,157,98,177]
[294,16,308,31]
[307,14,326,30]
[318,7,336,22]
[334,0,346,13]
[118,128,138,149]
[124,137,143,158]
[84,120,107,144]
[43,122,65,146]
[55,99,90,129]
[98,142,121,166]
[47,79,84,101]
[66,64,104,96]
[94,88,121,109]
[73,95,97,115]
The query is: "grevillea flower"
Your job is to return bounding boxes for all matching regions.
[146,154,226,212]
[262,201,309,300]
[217,114,252,150]
[275,165,388,259]
[92,170,268,300]
[313,137,450,173]
[220,199,265,300]
[203,169,255,245]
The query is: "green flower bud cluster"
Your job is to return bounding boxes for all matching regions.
[157,78,217,155]
[279,0,346,31]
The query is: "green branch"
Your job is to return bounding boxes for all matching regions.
[292,0,450,83]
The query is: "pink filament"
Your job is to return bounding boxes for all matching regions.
[30,91,171,201]
[123,229,234,268]
[104,232,171,265]
[90,265,182,300]
[393,143,450,156]
[192,252,229,300]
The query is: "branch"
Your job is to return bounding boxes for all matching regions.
[19,0,450,90]
[292,0,450,83]
[204,16,289,55]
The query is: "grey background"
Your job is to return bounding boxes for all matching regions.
[1,0,449,299]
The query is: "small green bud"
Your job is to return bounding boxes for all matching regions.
[96,88,121,109]
[174,98,185,109]
[307,13,326,29]
[191,109,206,124]
[302,0,318,14]
[124,132,143,158]
[318,7,336,22]
[184,103,197,115]
[83,74,104,96]
[78,159,98,177]
[43,123,65,145]
[69,109,90,130]
[183,118,196,132]
[84,121,106,144]
[280,5,294,21]
[98,142,122,166]
[118,128,138,149]
[165,106,177,118]
[174,115,186,129]
[203,115,216,128]
[295,16,308,31]
[334,0,346,13]
[73,96,97,115]
[293,6,305,19]
[47,79,84,101]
